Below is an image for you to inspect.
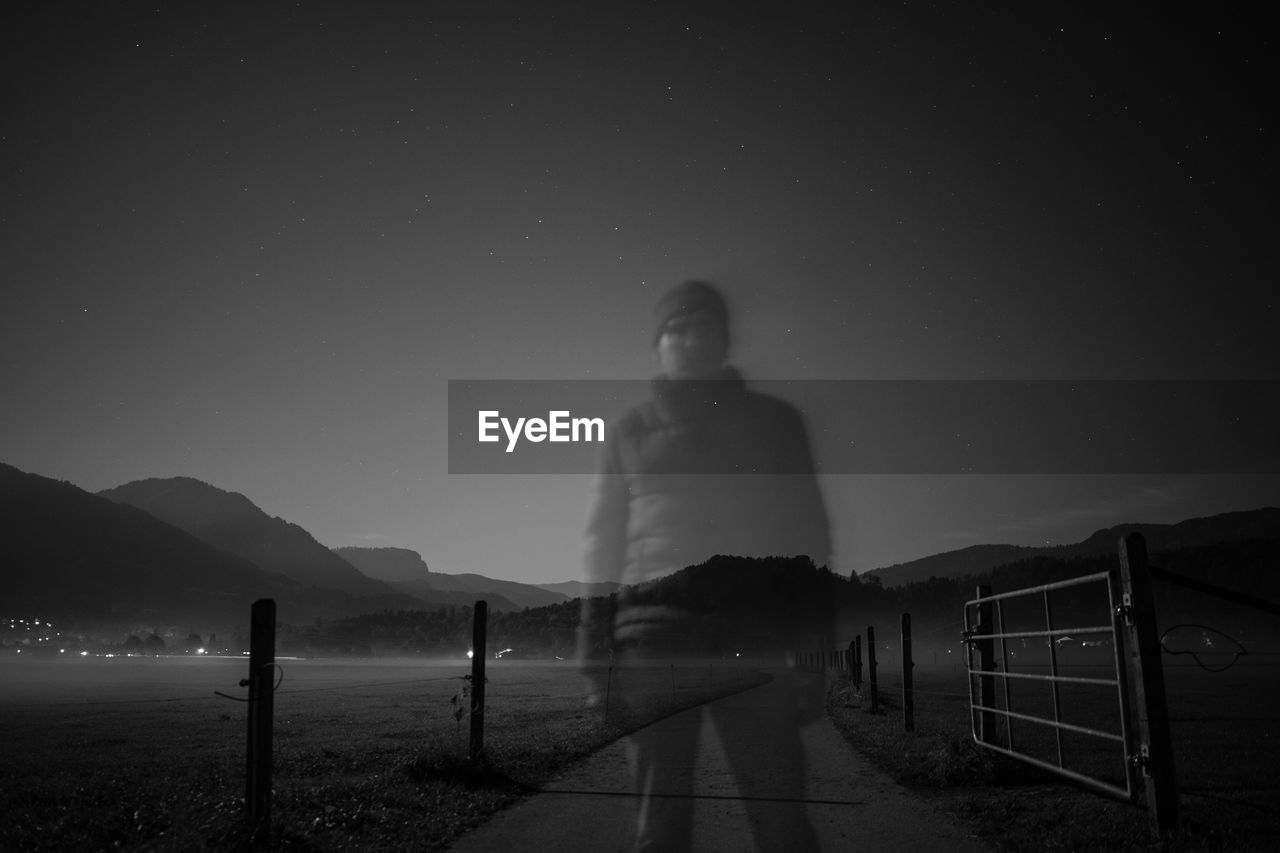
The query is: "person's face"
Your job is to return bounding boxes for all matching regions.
[655,310,728,379]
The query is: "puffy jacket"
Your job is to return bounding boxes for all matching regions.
[580,368,831,645]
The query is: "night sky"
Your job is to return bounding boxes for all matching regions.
[3,3,1275,582]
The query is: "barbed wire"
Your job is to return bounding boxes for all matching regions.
[2,693,216,709]
[860,682,972,700]
[1,662,760,709]
[273,672,462,697]
[1159,623,1250,673]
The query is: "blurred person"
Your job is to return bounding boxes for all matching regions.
[577,280,832,852]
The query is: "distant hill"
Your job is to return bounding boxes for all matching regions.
[308,556,844,659]
[261,534,1280,659]
[421,572,570,609]
[1065,508,1280,556]
[865,507,1280,587]
[863,544,1035,588]
[332,546,558,611]
[333,546,429,582]
[0,463,297,627]
[98,477,407,601]
[0,463,475,632]
[384,578,523,613]
[534,580,623,599]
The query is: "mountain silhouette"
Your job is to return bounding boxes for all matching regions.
[534,580,623,599]
[0,463,296,626]
[98,477,404,599]
[333,546,623,609]
[381,577,524,613]
[1,463,472,632]
[332,546,429,582]
[15,458,1275,642]
[413,571,571,609]
[865,507,1280,587]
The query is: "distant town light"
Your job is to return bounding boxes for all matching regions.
[466,649,474,660]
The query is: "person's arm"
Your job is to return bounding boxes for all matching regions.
[576,426,629,669]
[774,403,833,570]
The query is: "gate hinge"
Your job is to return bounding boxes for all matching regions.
[1127,743,1152,777]
[1115,593,1134,627]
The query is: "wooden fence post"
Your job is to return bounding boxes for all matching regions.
[976,584,996,744]
[1119,534,1179,834]
[901,613,914,732]
[470,600,487,763]
[246,598,275,843]
[603,665,613,724]
[854,635,863,690]
[867,626,878,713]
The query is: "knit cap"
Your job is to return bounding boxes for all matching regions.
[652,280,729,344]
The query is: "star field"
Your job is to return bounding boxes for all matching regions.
[1,3,1275,578]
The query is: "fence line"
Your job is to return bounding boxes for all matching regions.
[788,536,1277,841]
[5,658,766,710]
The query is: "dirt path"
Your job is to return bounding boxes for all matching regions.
[448,673,990,853]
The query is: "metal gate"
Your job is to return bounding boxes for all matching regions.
[963,570,1138,801]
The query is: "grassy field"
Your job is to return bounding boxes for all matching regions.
[0,654,766,851]
[6,652,1277,852]
[825,659,1280,853]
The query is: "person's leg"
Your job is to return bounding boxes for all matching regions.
[710,668,822,853]
[616,655,702,853]
[627,714,700,853]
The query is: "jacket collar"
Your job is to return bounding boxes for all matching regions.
[651,366,746,421]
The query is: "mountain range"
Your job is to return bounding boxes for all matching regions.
[327,546,621,609]
[1,464,615,636]
[96,477,625,613]
[4,460,1274,640]
[99,477,400,598]
[2,463,299,627]
[864,507,1280,587]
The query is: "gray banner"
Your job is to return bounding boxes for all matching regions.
[448,380,1280,474]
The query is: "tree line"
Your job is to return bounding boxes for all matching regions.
[279,539,1280,658]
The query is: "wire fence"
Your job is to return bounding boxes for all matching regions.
[0,655,764,729]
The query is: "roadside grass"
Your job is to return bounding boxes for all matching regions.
[0,659,766,852]
[10,654,1275,852]
[825,665,1280,853]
